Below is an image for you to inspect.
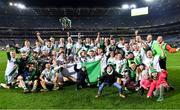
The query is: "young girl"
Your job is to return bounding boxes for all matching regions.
[137,64,151,95]
[136,64,149,91]
[147,69,169,101]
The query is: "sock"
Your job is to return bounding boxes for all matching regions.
[159,84,164,99]
[32,85,37,90]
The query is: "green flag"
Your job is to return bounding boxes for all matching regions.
[83,60,101,84]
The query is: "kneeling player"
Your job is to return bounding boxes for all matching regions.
[40,63,59,91]
[16,62,39,93]
[2,47,18,89]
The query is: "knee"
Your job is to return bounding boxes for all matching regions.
[17,75,23,81]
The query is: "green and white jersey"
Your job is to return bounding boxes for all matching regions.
[141,48,161,72]
[19,46,30,53]
[87,56,96,62]
[66,43,73,49]
[41,45,53,53]
[115,59,127,74]
[74,43,82,52]
[107,57,116,65]
[5,52,17,76]
[41,68,55,82]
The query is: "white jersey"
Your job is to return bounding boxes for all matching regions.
[41,68,55,82]
[136,69,149,81]
[19,46,30,53]
[142,55,161,72]
[33,46,41,53]
[123,48,131,55]
[141,49,161,72]
[58,43,65,48]
[79,57,87,63]
[74,43,82,53]
[95,54,103,61]
[133,51,141,57]
[95,54,107,73]
[87,56,95,62]
[66,43,73,49]
[57,55,66,65]
[114,59,126,74]
[107,57,115,65]
[117,43,124,49]
[41,45,52,53]
[5,57,16,76]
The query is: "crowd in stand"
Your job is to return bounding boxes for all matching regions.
[1,31,179,102]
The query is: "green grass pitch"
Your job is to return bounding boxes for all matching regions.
[0,51,180,109]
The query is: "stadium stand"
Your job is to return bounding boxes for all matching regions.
[0,0,180,48]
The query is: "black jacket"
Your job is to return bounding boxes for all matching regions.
[99,70,122,85]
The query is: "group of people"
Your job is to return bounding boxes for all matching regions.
[1,31,179,102]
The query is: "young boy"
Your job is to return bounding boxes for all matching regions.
[125,62,137,90]
[74,64,88,90]
[95,64,125,98]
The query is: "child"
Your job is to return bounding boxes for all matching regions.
[125,62,137,90]
[138,64,151,95]
[95,64,125,98]
[154,70,169,101]
[147,69,169,101]
[120,62,137,93]
[136,64,149,91]
[74,64,88,90]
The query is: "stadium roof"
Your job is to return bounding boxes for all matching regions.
[0,0,180,16]
[3,0,180,8]
[4,0,142,8]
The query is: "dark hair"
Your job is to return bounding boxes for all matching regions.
[119,37,125,41]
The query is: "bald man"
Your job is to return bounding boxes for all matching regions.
[152,36,180,70]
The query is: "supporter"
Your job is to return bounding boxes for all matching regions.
[95,64,125,98]
[2,31,179,102]
[152,36,180,70]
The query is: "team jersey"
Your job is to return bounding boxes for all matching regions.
[41,68,56,82]
[5,52,17,76]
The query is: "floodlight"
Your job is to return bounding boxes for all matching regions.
[9,2,13,6]
[122,4,129,9]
